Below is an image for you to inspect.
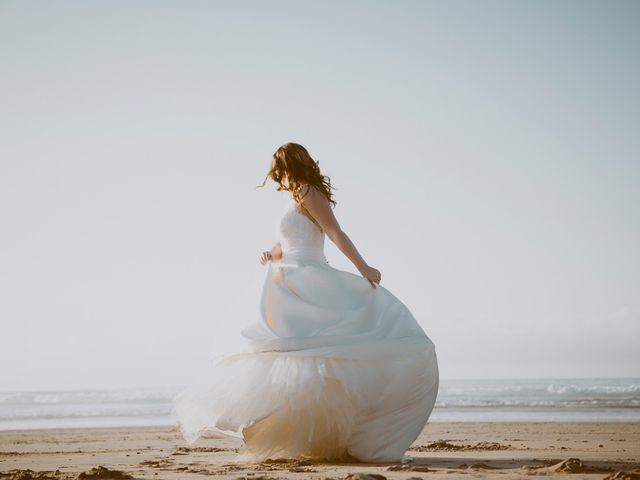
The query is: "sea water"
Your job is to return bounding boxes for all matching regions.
[0,378,638,431]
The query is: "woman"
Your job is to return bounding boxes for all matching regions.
[171,143,439,463]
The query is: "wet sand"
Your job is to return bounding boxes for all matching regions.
[1,422,639,479]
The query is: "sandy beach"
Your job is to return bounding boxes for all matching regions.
[1,422,639,479]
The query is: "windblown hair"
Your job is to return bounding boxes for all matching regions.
[256,142,337,208]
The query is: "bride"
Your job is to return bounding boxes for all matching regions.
[171,142,439,463]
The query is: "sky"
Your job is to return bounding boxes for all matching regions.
[1,0,639,391]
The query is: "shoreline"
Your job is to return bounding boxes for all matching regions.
[1,422,639,479]
[3,408,639,433]
[2,415,640,434]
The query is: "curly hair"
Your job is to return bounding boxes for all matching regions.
[256,142,337,208]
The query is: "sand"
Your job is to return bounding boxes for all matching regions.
[1,422,639,479]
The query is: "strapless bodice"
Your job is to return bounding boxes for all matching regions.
[278,200,328,265]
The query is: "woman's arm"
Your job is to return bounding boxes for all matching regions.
[299,185,381,288]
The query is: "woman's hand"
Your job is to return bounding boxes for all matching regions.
[260,250,272,266]
[260,242,283,266]
[359,265,381,289]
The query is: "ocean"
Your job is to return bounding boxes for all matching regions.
[1,378,638,431]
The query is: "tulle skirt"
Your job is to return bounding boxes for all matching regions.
[171,258,439,463]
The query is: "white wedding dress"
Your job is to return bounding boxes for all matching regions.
[171,199,439,463]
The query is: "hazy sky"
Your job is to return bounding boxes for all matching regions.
[1,0,639,391]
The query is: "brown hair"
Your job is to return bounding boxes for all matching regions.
[256,142,337,208]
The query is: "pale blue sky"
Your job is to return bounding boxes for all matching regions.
[1,0,639,390]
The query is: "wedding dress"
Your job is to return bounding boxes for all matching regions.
[171,198,439,463]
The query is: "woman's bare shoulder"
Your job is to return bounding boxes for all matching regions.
[297,183,324,201]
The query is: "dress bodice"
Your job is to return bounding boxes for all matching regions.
[278,200,328,265]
